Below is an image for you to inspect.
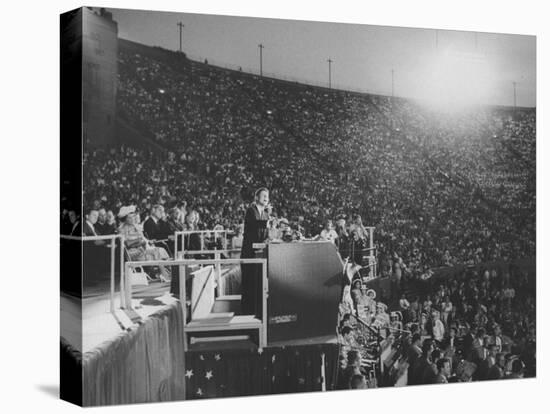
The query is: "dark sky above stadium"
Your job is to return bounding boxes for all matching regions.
[108,7,536,108]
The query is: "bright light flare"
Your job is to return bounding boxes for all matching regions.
[416,49,496,112]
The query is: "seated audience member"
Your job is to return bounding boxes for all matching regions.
[411,339,435,386]
[340,285,355,316]
[408,333,423,362]
[166,206,185,234]
[349,229,367,265]
[399,293,410,313]
[442,327,458,364]
[487,352,506,380]
[230,224,244,258]
[164,206,185,255]
[407,333,423,384]
[339,350,362,389]
[432,310,445,343]
[335,217,350,254]
[350,279,363,305]
[354,286,376,321]
[350,374,367,389]
[422,349,442,384]
[435,358,451,384]
[266,217,280,241]
[471,328,487,364]
[80,207,108,277]
[118,206,171,280]
[278,218,297,242]
[95,208,108,235]
[455,360,477,382]
[143,204,169,241]
[81,207,109,247]
[82,208,99,237]
[461,322,475,358]
[340,326,358,353]
[351,214,368,240]
[489,324,504,352]
[441,296,453,326]
[505,359,524,379]
[102,210,118,235]
[339,313,354,330]
[144,204,173,255]
[475,343,497,381]
[408,296,420,323]
[183,210,203,254]
[364,289,377,314]
[419,312,430,337]
[373,303,390,329]
[392,253,404,294]
[423,295,433,315]
[211,224,226,251]
[62,209,80,235]
[319,219,338,243]
[390,312,403,331]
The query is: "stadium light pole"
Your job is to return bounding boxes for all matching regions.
[327,58,333,89]
[391,69,394,97]
[177,22,184,53]
[513,81,517,109]
[258,44,264,76]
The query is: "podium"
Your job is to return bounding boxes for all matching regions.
[170,241,344,349]
[266,241,344,344]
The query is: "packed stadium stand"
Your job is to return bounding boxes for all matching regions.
[63,38,535,390]
[76,39,535,270]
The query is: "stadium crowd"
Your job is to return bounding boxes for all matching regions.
[337,262,535,388]
[59,40,536,388]
[61,41,535,279]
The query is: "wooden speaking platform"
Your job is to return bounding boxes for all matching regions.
[171,240,344,349]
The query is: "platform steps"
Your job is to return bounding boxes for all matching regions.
[184,294,263,351]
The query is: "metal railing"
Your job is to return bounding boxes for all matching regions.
[60,234,125,313]
[338,226,378,277]
[123,257,268,346]
[173,229,231,258]
[173,230,241,294]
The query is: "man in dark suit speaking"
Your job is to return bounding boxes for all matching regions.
[240,187,272,318]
